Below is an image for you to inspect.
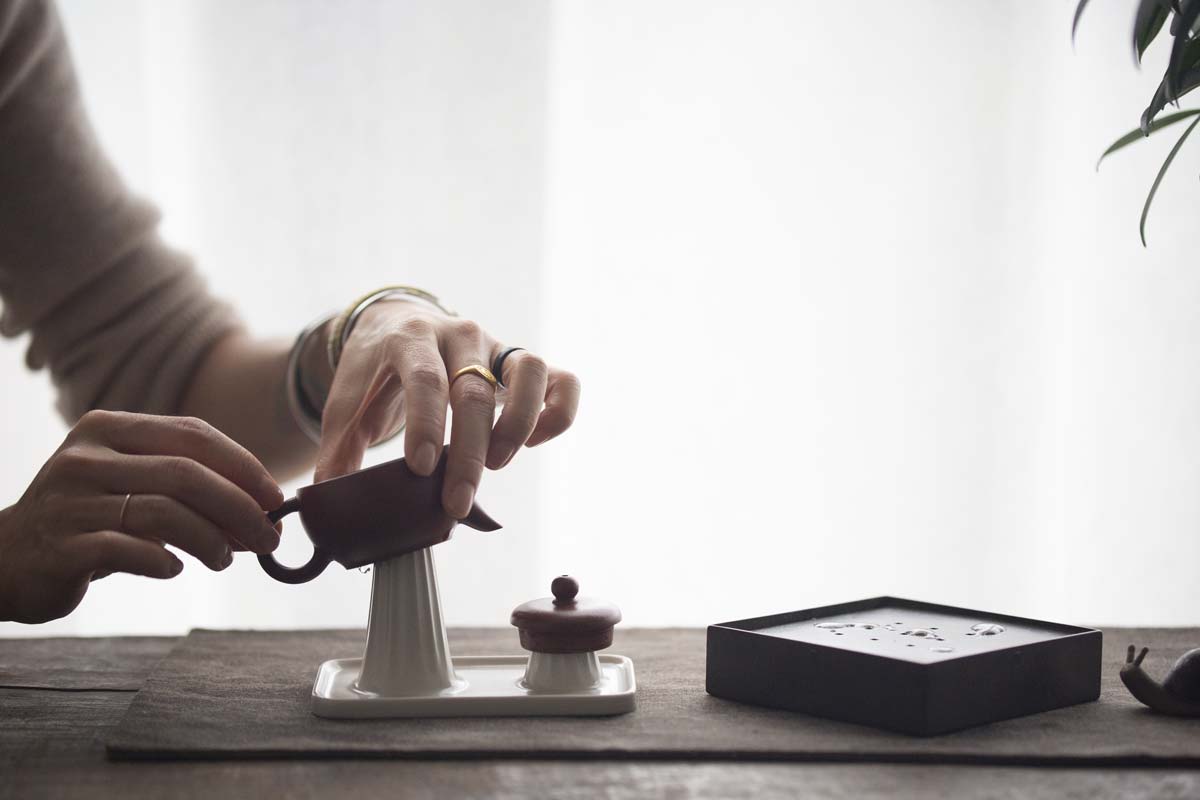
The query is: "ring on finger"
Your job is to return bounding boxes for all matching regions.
[451,364,498,389]
[118,493,133,531]
[491,347,525,388]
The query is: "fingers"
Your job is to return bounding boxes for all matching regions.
[68,530,182,580]
[118,493,234,571]
[96,453,280,554]
[487,351,548,469]
[68,494,234,570]
[316,308,444,481]
[311,298,577,504]
[76,410,282,512]
[526,368,581,448]
[315,360,396,482]
[442,325,496,519]
[394,322,449,476]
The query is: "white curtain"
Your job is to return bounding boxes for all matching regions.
[2,0,1198,636]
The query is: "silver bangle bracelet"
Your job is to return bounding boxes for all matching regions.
[328,287,455,372]
[286,314,333,446]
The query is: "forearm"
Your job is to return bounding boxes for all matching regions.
[0,0,250,427]
[179,328,335,482]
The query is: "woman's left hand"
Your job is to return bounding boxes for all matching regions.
[311,301,580,518]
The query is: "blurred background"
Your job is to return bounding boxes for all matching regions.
[3,0,1200,636]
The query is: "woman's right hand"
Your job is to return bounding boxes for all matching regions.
[0,410,284,624]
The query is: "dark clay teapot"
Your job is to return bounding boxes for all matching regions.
[258,452,500,584]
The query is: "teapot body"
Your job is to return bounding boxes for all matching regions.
[259,453,500,584]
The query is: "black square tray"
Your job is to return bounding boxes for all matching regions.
[706,596,1101,736]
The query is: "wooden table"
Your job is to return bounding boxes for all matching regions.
[3,633,1200,799]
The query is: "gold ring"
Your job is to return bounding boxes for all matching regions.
[118,493,133,531]
[451,364,498,388]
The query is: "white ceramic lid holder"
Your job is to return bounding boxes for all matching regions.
[310,547,636,718]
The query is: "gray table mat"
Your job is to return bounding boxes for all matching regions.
[105,627,1200,765]
[0,636,175,691]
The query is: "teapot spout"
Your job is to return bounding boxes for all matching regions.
[461,503,501,532]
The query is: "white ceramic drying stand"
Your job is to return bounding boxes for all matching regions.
[311,548,636,718]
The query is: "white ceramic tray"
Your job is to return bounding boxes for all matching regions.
[311,654,637,718]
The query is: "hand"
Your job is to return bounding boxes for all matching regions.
[0,410,284,623]
[314,301,581,517]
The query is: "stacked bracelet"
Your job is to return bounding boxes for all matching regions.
[327,285,454,371]
[285,314,333,445]
[286,285,452,446]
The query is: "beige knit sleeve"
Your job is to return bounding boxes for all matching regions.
[0,0,240,421]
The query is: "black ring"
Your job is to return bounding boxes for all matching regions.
[491,347,526,388]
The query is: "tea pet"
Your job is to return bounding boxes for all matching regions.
[1120,645,1200,717]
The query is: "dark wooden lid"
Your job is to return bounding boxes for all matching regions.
[510,576,622,653]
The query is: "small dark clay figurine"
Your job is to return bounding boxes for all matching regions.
[1120,645,1200,717]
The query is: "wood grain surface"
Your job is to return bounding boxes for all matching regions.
[2,630,1199,799]
[105,627,1200,765]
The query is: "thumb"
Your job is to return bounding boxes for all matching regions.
[314,423,371,482]
[70,531,182,580]
[313,364,372,482]
[314,361,401,482]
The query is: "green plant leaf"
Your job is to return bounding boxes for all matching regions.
[1100,108,1200,169]
[1134,0,1170,62]
[1140,34,1200,130]
[1139,113,1200,245]
[1072,0,1091,44]
[1165,1,1200,103]
[1147,67,1200,129]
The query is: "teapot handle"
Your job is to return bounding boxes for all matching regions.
[257,497,333,584]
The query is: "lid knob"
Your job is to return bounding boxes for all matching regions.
[552,575,579,605]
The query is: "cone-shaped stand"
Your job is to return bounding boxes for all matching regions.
[354,547,466,696]
[522,651,602,693]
